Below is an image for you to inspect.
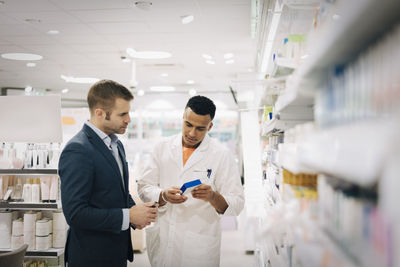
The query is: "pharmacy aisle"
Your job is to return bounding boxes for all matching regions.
[245,0,400,266]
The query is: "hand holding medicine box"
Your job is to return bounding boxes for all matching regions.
[180,179,202,195]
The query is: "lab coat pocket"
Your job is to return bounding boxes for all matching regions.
[145,224,160,267]
[181,231,220,267]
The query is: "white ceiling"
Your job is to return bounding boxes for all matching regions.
[0,0,257,110]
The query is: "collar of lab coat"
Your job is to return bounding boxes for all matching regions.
[171,133,210,171]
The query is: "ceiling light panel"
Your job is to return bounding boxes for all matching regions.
[181,15,194,24]
[1,53,43,61]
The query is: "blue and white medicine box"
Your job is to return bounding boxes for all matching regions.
[180,179,202,194]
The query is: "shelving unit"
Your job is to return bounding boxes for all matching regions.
[0,168,65,264]
[261,118,308,137]
[0,201,61,210]
[299,0,400,81]
[0,248,64,259]
[299,118,399,187]
[0,169,58,175]
[257,0,400,266]
[273,0,400,119]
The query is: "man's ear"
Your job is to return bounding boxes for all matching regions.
[94,108,104,119]
[208,122,213,131]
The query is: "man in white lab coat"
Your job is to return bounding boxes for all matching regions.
[138,95,245,267]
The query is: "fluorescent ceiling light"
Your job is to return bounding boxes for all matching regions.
[47,30,59,35]
[202,54,212,60]
[60,75,99,84]
[61,88,69,94]
[150,86,175,92]
[223,53,234,59]
[1,53,43,61]
[146,99,175,110]
[206,60,215,65]
[225,59,234,64]
[26,62,36,67]
[260,1,283,73]
[137,89,145,96]
[160,73,168,77]
[126,48,171,59]
[181,15,194,24]
[186,80,195,84]
[189,88,197,96]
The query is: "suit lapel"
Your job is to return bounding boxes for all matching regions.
[83,125,125,193]
[117,141,129,195]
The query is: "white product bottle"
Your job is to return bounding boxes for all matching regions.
[31,178,41,203]
[22,178,32,202]
[49,176,58,203]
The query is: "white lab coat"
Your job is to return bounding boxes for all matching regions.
[138,133,244,267]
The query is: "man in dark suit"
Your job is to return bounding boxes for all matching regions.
[59,79,157,267]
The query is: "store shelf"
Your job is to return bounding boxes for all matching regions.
[262,118,308,137]
[275,57,299,70]
[0,248,64,259]
[0,201,61,210]
[274,0,400,120]
[299,118,399,187]
[274,87,314,119]
[292,220,359,267]
[278,143,316,174]
[0,169,58,175]
[299,0,400,81]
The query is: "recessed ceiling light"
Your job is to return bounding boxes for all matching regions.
[186,80,195,85]
[134,1,152,11]
[61,88,69,94]
[26,62,36,67]
[181,15,194,24]
[60,75,99,84]
[202,54,212,60]
[160,73,168,77]
[138,89,145,96]
[225,59,234,64]
[1,53,43,61]
[25,86,33,93]
[25,18,41,23]
[126,48,171,59]
[206,60,215,65]
[189,88,196,96]
[301,54,309,59]
[223,53,234,59]
[47,30,60,35]
[150,86,175,92]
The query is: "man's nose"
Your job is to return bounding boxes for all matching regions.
[189,127,196,136]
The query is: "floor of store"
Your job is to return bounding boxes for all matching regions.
[129,228,254,267]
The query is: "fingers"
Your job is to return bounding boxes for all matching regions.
[193,184,211,190]
[164,188,187,204]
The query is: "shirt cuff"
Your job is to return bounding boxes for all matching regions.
[121,209,129,231]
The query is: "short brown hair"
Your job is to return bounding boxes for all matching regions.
[87,79,133,114]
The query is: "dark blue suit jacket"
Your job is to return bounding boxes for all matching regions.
[59,124,135,266]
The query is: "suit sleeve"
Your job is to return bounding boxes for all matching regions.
[59,142,123,234]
